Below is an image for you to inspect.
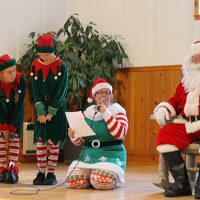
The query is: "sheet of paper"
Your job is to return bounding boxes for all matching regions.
[66,111,96,137]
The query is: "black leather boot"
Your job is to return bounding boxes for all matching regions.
[195,166,200,199]
[162,151,192,197]
[0,169,7,183]
[5,164,18,184]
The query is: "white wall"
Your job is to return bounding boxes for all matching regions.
[0,0,67,59]
[0,0,200,67]
[66,0,200,66]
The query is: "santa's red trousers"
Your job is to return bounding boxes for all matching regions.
[157,123,200,150]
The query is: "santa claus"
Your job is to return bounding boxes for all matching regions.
[154,41,200,198]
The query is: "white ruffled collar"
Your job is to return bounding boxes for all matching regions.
[84,103,126,121]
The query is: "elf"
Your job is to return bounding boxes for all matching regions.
[0,54,26,184]
[31,33,68,185]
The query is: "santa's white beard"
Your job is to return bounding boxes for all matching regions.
[182,58,200,92]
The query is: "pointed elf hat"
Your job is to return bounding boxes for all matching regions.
[0,54,16,72]
[87,78,112,103]
[35,33,55,53]
[188,41,200,58]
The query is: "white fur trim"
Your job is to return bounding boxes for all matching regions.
[84,105,104,120]
[157,144,179,153]
[84,103,125,121]
[184,88,200,116]
[185,121,200,134]
[108,103,126,116]
[173,117,187,124]
[92,83,112,96]
[154,102,176,117]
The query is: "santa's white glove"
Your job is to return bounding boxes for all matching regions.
[154,107,170,126]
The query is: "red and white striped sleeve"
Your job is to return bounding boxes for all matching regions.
[70,137,84,146]
[102,106,128,139]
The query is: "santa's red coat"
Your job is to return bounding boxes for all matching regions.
[157,82,200,150]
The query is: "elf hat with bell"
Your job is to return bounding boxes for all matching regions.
[87,78,112,103]
[35,33,55,53]
[0,54,16,72]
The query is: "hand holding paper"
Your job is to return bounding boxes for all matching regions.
[65,111,95,138]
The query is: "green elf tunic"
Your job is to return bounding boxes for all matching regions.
[30,58,68,145]
[0,72,26,137]
[67,103,128,183]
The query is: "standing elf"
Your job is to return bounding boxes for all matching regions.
[0,54,26,184]
[31,33,68,185]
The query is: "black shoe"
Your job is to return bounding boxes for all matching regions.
[43,172,57,185]
[5,164,18,184]
[0,170,7,183]
[33,172,45,185]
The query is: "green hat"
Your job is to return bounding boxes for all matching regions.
[0,54,16,72]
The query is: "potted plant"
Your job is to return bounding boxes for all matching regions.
[18,14,128,111]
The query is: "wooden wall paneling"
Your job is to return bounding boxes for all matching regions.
[115,66,182,164]
[114,69,132,152]
[132,71,148,154]
[146,70,165,160]
[163,68,182,100]
[24,88,34,122]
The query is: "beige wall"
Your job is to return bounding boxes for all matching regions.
[1,0,200,67]
[0,0,67,58]
[66,0,200,66]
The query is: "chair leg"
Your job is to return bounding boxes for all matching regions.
[185,154,197,183]
[152,154,169,188]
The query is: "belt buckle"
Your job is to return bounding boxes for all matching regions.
[91,140,100,148]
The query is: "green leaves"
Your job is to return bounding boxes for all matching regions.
[17,14,128,111]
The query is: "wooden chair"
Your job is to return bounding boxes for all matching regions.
[182,142,200,182]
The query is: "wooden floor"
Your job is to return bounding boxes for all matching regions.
[0,162,196,200]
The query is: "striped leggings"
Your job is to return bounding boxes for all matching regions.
[0,133,20,169]
[36,138,59,173]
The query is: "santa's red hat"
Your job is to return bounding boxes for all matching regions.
[0,54,16,72]
[188,41,200,57]
[87,78,112,103]
[36,33,55,53]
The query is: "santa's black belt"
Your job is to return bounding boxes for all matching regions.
[182,115,200,122]
[84,140,123,148]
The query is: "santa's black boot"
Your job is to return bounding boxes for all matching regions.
[195,166,200,199]
[162,151,192,197]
